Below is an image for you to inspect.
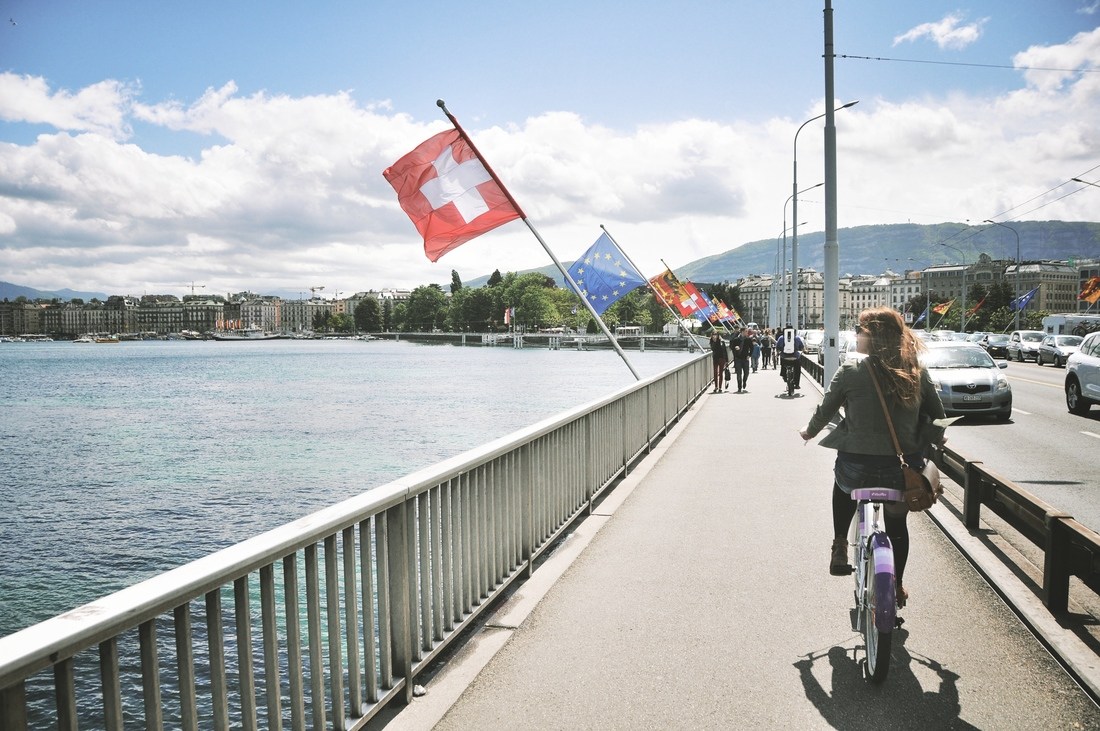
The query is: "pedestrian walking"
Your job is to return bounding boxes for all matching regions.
[760,329,775,369]
[728,327,753,393]
[751,331,761,373]
[709,331,728,393]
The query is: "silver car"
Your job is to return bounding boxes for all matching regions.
[1006,330,1045,361]
[1066,331,1100,415]
[921,341,1012,420]
[1037,334,1081,367]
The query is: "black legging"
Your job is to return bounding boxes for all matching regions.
[832,483,910,586]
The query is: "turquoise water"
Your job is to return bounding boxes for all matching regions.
[0,339,694,638]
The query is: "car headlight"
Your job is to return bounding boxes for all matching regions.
[995,375,1010,392]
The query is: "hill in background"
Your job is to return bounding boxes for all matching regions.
[467,221,1100,288]
[0,281,108,302]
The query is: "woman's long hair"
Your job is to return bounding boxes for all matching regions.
[860,307,924,407]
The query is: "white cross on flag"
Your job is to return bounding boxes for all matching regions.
[384,129,522,261]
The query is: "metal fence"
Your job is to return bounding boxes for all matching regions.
[0,356,710,729]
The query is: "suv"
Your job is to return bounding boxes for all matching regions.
[1006,330,1044,361]
[1066,331,1100,415]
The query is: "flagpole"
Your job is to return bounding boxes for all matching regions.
[438,101,641,381]
[600,225,707,351]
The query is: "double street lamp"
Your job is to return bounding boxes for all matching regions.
[790,100,858,331]
[940,243,968,331]
[984,219,1021,330]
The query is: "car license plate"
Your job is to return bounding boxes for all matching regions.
[962,394,983,402]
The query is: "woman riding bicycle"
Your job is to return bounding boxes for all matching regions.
[798,307,945,608]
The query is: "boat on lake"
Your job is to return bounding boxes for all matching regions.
[210,327,286,341]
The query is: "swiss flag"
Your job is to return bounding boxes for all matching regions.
[383,129,523,261]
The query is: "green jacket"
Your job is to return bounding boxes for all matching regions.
[804,357,946,456]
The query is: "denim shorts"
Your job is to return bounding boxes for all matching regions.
[833,453,906,495]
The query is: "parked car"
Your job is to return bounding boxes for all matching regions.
[1037,334,1082,367]
[1066,331,1100,415]
[1006,330,1045,362]
[802,329,825,355]
[979,333,1010,359]
[817,330,857,365]
[920,341,1012,420]
[965,332,990,345]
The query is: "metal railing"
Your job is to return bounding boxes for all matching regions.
[0,356,710,729]
[931,443,1100,613]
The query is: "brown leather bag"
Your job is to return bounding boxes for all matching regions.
[866,362,942,512]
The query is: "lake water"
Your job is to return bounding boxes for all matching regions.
[0,339,696,639]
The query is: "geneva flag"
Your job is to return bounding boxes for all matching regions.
[567,233,647,316]
[384,129,522,261]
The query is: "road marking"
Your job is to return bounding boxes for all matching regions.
[1083,431,1100,440]
[1007,375,1061,388]
[1013,408,1031,415]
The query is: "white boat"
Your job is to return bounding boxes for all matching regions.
[74,335,95,343]
[210,327,285,341]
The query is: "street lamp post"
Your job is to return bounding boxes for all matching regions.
[984,219,1021,330]
[780,184,821,330]
[940,243,967,332]
[790,101,858,332]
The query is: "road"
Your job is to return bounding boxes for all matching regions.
[937,355,1100,534]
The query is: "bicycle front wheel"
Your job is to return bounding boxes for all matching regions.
[863,534,896,683]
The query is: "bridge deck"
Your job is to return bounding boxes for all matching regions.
[375,367,1099,730]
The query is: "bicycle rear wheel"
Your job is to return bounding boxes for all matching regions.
[863,535,896,683]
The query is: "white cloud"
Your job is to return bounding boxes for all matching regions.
[0,41,1098,298]
[0,73,134,140]
[893,13,987,50]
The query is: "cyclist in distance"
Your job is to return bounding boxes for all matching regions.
[775,326,804,389]
[797,307,946,608]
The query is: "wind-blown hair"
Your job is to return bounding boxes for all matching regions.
[860,307,925,407]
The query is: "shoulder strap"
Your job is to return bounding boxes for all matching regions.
[865,360,905,461]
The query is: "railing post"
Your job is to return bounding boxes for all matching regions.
[0,681,27,731]
[962,460,984,530]
[386,501,415,704]
[1043,512,1075,613]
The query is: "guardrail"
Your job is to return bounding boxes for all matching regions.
[931,444,1100,613]
[0,356,710,729]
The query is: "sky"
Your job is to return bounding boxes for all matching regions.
[2,1,1100,300]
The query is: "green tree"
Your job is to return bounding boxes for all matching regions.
[450,269,463,294]
[354,297,383,332]
[331,313,354,333]
[382,299,394,331]
[487,269,503,287]
[312,310,333,332]
[403,284,448,332]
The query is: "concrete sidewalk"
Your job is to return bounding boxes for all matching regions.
[379,367,1099,730]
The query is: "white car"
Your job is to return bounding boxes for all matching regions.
[1066,331,1100,415]
[802,329,825,354]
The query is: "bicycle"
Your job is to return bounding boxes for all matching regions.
[781,358,798,396]
[848,487,903,683]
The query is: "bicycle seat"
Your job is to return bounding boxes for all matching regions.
[850,488,904,503]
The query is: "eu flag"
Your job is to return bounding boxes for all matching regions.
[568,233,647,316]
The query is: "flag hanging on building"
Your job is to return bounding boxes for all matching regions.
[1079,276,1100,303]
[566,233,647,315]
[931,299,954,315]
[383,129,522,262]
[1009,286,1040,312]
[965,297,986,317]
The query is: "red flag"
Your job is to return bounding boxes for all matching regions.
[383,129,522,261]
[1079,276,1100,304]
[649,270,695,317]
[965,297,985,317]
